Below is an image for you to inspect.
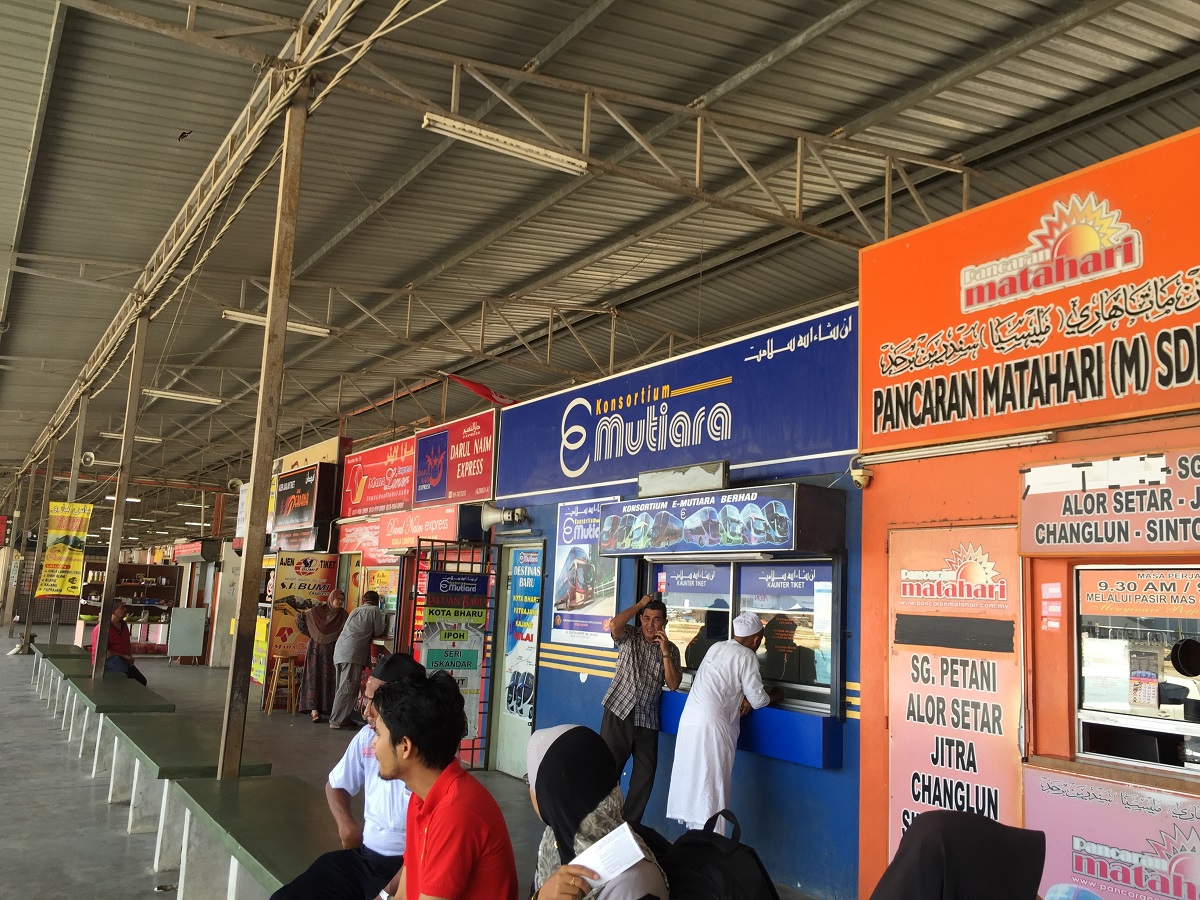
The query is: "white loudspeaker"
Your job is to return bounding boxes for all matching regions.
[81,451,96,467]
[479,503,527,530]
[227,477,245,492]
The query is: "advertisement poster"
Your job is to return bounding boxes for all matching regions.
[421,570,490,739]
[552,498,618,648]
[34,502,92,598]
[861,128,1200,454]
[1025,765,1200,900]
[1021,451,1200,555]
[337,519,392,567]
[887,525,1024,856]
[497,306,857,500]
[503,548,541,723]
[414,410,496,506]
[366,566,399,612]
[341,436,416,518]
[251,616,270,686]
[269,552,338,658]
[273,463,335,532]
[599,484,796,556]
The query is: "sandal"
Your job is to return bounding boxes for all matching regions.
[310,711,320,723]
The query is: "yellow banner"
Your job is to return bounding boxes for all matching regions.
[35,502,93,598]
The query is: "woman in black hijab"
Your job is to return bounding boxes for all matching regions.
[870,810,1045,900]
[526,725,668,900]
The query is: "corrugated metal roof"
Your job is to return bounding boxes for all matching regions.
[1,0,1198,535]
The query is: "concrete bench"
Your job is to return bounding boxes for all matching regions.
[173,775,341,899]
[30,642,90,687]
[39,657,97,721]
[55,675,176,764]
[99,714,273,872]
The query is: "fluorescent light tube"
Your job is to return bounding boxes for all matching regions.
[221,308,331,337]
[142,388,222,406]
[105,496,142,503]
[421,113,588,175]
[99,431,162,444]
[176,502,203,508]
[184,521,205,526]
[857,431,1055,466]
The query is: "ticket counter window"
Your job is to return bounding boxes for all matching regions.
[1076,565,1200,772]
[657,559,837,712]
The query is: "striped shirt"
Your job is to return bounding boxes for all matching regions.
[602,624,680,730]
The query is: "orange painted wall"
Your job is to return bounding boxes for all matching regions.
[858,413,1200,897]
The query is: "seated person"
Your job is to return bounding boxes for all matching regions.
[526,724,669,899]
[684,600,729,669]
[870,810,1045,900]
[91,600,146,686]
[271,652,424,900]
[371,670,519,900]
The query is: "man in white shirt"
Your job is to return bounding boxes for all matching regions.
[330,590,388,729]
[666,612,782,832]
[272,652,423,900]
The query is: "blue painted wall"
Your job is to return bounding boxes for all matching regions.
[527,481,861,899]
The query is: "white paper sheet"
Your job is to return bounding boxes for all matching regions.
[569,822,644,887]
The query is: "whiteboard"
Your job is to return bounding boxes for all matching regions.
[167,607,206,658]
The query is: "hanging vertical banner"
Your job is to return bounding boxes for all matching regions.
[269,552,338,658]
[1026,765,1200,900]
[413,410,496,506]
[35,502,93,598]
[887,525,1024,857]
[422,570,489,739]
[552,498,618,648]
[503,548,542,723]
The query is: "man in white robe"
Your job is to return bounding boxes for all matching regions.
[666,612,782,832]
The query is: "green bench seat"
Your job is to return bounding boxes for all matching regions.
[56,674,176,764]
[173,775,341,899]
[30,642,90,686]
[98,714,273,870]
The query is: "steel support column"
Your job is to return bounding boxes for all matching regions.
[92,314,149,676]
[9,471,38,638]
[0,477,27,637]
[19,437,57,652]
[219,79,308,779]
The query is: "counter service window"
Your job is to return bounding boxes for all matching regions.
[657,559,838,713]
[1076,565,1200,772]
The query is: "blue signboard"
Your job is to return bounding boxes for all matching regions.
[738,562,832,612]
[414,430,449,504]
[599,483,795,556]
[496,306,857,500]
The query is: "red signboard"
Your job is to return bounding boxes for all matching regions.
[861,127,1200,453]
[173,540,203,561]
[337,519,392,567]
[414,410,496,507]
[340,437,415,519]
[380,506,460,549]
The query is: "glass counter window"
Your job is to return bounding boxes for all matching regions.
[659,563,731,670]
[1076,565,1200,772]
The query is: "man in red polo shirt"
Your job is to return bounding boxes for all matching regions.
[91,600,147,685]
[371,671,518,900]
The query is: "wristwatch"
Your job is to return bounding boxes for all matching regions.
[378,891,392,900]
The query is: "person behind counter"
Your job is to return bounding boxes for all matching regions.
[600,594,682,824]
[296,588,349,723]
[330,590,386,730]
[91,600,147,686]
[526,724,669,900]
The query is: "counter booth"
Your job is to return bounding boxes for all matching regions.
[494,305,862,898]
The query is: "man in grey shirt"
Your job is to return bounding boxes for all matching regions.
[329,590,386,729]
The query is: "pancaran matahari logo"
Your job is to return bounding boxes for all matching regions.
[899,543,1008,607]
[1068,826,1200,899]
[960,192,1143,313]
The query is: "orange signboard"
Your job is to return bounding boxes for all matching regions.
[861,127,1200,453]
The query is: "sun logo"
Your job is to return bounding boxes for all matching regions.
[944,542,998,585]
[1028,193,1130,259]
[1149,825,1200,885]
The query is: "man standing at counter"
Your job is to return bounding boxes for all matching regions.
[330,590,386,730]
[601,593,682,823]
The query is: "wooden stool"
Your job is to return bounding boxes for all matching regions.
[265,657,296,716]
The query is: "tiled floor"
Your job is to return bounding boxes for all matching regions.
[0,631,813,898]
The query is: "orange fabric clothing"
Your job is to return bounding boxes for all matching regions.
[404,761,518,900]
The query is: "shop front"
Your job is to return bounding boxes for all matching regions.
[858,127,1200,898]
[495,305,860,897]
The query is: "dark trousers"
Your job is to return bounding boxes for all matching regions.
[270,846,403,900]
[600,707,658,824]
[104,656,147,686]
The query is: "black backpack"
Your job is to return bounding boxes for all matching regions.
[654,809,781,900]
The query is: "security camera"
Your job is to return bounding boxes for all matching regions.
[851,465,873,490]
